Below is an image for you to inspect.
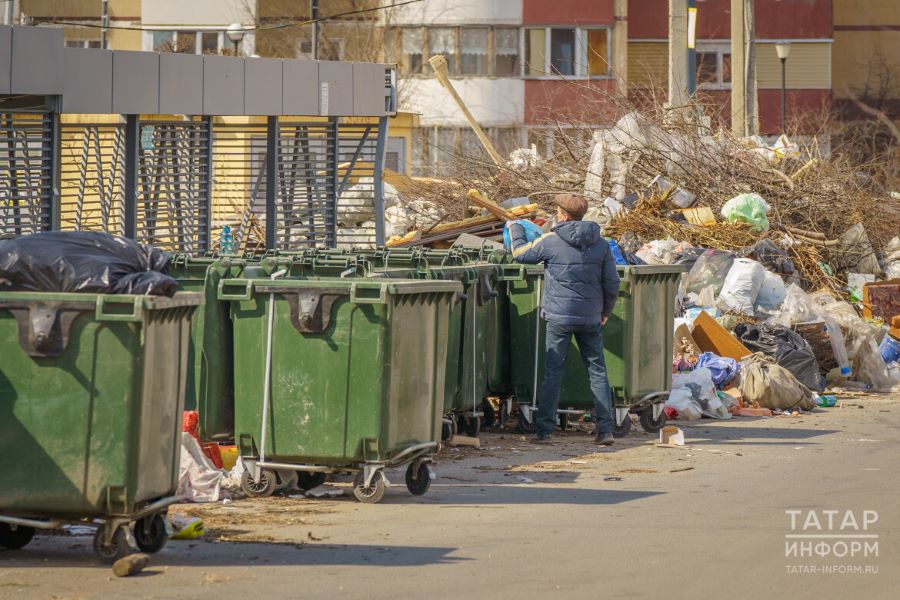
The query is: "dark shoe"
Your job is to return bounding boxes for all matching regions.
[530,434,553,445]
[595,433,614,446]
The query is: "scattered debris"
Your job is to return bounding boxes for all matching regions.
[112,553,150,578]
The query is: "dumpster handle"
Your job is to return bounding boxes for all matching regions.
[472,279,478,417]
[218,279,253,301]
[531,276,542,411]
[95,296,143,322]
[259,269,287,466]
[350,283,388,304]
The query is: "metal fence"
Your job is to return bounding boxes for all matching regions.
[34,115,387,253]
[0,112,55,237]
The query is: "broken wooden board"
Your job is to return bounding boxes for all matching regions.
[691,310,753,361]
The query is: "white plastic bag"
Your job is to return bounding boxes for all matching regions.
[756,270,786,309]
[668,368,731,419]
[717,258,766,316]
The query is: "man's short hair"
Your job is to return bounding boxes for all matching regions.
[554,194,588,220]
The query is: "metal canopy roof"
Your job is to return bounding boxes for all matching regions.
[0,25,396,117]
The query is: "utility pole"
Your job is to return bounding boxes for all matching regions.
[311,0,319,60]
[613,0,628,97]
[730,0,758,136]
[101,0,109,49]
[667,0,689,109]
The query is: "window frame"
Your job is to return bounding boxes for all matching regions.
[695,42,732,90]
[392,26,521,79]
[523,26,613,80]
[146,29,226,54]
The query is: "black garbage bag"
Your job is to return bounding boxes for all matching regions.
[0,231,178,296]
[734,323,822,391]
[622,251,646,266]
[738,239,796,275]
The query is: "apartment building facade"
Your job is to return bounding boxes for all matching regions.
[15,1,899,176]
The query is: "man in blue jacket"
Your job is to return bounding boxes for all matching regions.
[509,194,621,445]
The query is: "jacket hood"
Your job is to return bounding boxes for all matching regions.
[553,220,602,249]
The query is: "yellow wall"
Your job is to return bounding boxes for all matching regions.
[756,42,831,90]
[385,111,418,175]
[108,28,142,50]
[625,41,831,90]
[627,42,668,88]
[833,31,900,98]
[834,0,899,25]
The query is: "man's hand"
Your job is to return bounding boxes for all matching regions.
[601,315,609,326]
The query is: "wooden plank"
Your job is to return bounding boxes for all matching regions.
[690,310,753,361]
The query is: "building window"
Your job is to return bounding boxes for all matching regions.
[525,26,612,79]
[525,28,547,76]
[583,29,610,76]
[494,27,519,76]
[66,40,102,49]
[201,32,219,54]
[394,26,520,78]
[429,27,457,74]
[152,31,175,51]
[695,43,731,89]
[460,28,489,75]
[550,29,576,75]
[413,126,523,176]
[401,28,424,74]
[151,30,225,54]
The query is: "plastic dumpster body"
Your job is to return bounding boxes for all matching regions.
[503,262,685,435]
[221,273,460,503]
[0,291,201,560]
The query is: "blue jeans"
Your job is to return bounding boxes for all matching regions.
[537,321,614,436]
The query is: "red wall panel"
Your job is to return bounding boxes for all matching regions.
[628,0,832,40]
[524,79,618,125]
[693,88,832,134]
[523,0,615,25]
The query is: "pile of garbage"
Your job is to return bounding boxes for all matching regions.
[665,239,900,420]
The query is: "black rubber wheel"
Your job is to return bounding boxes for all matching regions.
[241,468,277,497]
[465,415,481,437]
[92,525,130,563]
[405,462,432,496]
[441,419,453,441]
[0,523,35,550]
[134,513,168,554]
[515,408,535,434]
[297,472,327,491]
[559,412,569,431]
[352,471,387,504]
[612,413,632,438]
[639,406,667,434]
[481,400,496,428]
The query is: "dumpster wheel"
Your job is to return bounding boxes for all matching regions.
[639,406,667,434]
[405,461,432,496]
[0,523,35,550]
[613,414,632,438]
[92,525,130,563]
[352,470,387,504]
[134,513,168,554]
[241,468,277,497]
[297,472,327,491]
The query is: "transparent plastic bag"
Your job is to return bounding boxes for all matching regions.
[717,258,766,316]
[683,250,735,295]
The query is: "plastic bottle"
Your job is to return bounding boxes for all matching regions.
[823,316,852,377]
[220,225,234,254]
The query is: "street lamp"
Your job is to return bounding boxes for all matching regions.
[775,42,791,133]
[227,23,245,55]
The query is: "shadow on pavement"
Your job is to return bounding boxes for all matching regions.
[0,540,468,568]
[678,425,839,445]
[427,484,663,505]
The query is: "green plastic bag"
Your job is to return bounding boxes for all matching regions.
[720,193,770,232]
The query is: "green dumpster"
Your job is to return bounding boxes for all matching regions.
[0,291,201,560]
[503,262,685,435]
[220,272,461,503]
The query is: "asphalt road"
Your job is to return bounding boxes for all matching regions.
[2,395,898,600]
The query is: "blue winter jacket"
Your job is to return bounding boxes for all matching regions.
[510,220,620,326]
